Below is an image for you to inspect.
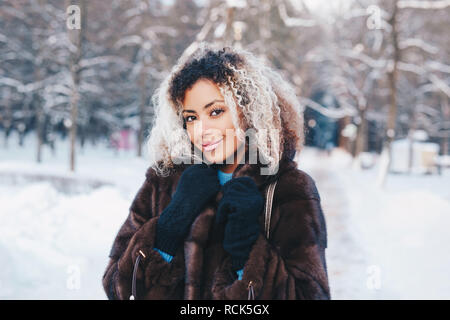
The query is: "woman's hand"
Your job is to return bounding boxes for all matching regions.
[155,163,221,255]
[216,177,264,271]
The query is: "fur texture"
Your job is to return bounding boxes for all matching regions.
[102,156,330,300]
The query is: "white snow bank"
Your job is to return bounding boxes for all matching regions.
[0,132,148,299]
[299,147,450,299]
[0,181,130,299]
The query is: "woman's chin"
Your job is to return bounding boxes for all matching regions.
[203,154,224,165]
[203,152,237,167]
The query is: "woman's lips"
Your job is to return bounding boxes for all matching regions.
[202,139,223,152]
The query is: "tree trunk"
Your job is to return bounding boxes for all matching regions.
[137,68,146,157]
[354,104,368,168]
[223,6,235,46]
[338,116,353,153]
[379,0,400,187]
[36,104,43,162]
[2,107,11,149]
[69,87,79,171]
[407,109,417,174]
[67,0,85,172]
[32,25,43,163]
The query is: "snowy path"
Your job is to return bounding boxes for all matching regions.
[298,149,385,299]
[298,147,450,299]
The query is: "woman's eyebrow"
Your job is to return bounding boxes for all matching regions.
[182,99,224,113]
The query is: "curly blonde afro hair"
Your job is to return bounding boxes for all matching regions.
[146,42,305,176]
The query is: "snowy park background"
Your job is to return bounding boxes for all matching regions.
[1,133,449,299]
[1,0,449,299]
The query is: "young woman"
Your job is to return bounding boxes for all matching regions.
[102,43,330,300]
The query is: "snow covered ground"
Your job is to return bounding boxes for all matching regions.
[0,133,149,299]
[1,132,449,299]
[298,147,450,300]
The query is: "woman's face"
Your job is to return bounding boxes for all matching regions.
[182,78,244,169]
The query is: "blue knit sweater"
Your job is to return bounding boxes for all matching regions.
[154,169,244,280]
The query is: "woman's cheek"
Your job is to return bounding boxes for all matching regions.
[217,133,240,163]
[224,135,237,158]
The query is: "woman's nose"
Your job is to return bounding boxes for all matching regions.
[202,128,220,142]
[199,118,214,135]
[191,118,217,142]
[203,124,223,144]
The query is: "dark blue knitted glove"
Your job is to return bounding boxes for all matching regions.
[216,177,264,271]
[155,163,221,256]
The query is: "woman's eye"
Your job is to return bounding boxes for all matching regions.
[211,108,224,117]
[185,116,196,122]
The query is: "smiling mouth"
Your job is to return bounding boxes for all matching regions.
[202,139,223,152]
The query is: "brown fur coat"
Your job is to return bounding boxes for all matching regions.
[102,156,330,300]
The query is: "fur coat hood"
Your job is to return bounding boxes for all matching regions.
[103,155,330,300]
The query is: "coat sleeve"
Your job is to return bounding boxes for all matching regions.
[211,174,330,300]
[102,169,185,300]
